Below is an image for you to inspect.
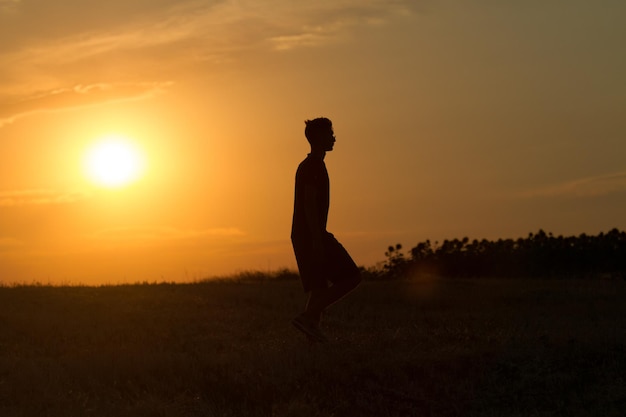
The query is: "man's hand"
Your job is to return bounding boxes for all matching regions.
[304,184,326,264]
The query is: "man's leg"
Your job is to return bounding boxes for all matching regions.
[292,235,361,341]
[305,271,361,325]
[293,272,360,343]
[304,234,362,323]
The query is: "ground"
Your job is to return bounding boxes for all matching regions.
[1,276,625,416]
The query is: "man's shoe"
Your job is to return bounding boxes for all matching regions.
[292,314,328,343]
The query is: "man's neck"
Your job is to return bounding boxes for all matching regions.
[309,149,326,160]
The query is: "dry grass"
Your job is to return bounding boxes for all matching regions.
[1,277,625,416]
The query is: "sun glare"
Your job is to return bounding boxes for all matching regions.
[84,135,146,188]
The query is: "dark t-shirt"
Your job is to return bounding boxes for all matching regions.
[291,154,329,245]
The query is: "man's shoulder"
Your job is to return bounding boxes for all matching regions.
[296,155,325,182]
[298,154,325,170]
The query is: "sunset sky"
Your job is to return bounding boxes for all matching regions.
[1,0,625,284]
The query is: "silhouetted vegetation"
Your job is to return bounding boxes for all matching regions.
[381,228,626,280]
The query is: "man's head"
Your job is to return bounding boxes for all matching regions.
[304,117,335,152]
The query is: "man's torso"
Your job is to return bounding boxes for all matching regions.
[291,154,329,243]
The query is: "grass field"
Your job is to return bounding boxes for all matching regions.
[1,276,625,416]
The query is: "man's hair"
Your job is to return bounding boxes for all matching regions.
[304,117,332,145]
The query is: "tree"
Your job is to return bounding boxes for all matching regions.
[383,244,408,279]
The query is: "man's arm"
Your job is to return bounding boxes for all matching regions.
[303,184,325,262]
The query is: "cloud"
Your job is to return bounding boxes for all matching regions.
[265,0,414,50]
[0,0,414,54]
[0,0,415,125]
[517,171,626,199]
[1,0,415,75]
[270,32,331,51]
[0,82,171,128]
[91,226,245,242]
[0,189,90,207]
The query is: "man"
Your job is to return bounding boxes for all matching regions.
[291,117,361,343]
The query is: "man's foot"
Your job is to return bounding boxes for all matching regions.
[292,313,328,343]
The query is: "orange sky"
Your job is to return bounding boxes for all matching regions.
[1,0,625,284]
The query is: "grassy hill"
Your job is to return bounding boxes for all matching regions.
[1,276,625,416]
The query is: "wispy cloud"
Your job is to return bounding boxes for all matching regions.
[267,0,413,50]
[517,171,626,199]
[3,0,414,62]
[91,226,245,242]
[0,189,90,207]
[0,82,171,128]
[0,0,415,118]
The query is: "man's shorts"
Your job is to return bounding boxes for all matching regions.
[292,232,360,292]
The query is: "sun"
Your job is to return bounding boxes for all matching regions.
[83,135,146,188]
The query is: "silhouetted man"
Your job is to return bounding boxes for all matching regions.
[291,117,361,343]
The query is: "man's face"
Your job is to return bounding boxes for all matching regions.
[320,127,336,152]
